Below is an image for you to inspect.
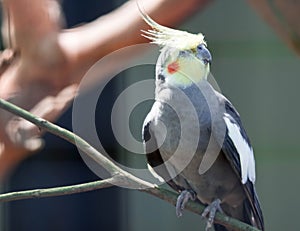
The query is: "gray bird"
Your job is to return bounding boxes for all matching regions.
[140,8,264,231]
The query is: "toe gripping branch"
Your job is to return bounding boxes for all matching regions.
[176,191,223,231]
[176,189,196,217]
[201,198,224,231]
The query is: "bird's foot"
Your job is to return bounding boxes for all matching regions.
[201,199,223,231]
[176,189,196,217]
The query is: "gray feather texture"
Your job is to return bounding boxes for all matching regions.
[142,46,264,230]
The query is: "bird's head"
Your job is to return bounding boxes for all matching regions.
[140,7,212,88]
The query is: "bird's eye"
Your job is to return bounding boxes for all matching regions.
[197,44,206,51]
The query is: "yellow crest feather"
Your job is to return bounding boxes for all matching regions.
[138,3,206,50]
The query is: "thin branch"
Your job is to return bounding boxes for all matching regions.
[0,98,154,190]
[0,98,260,231]
[0,177,115,202]
[144,187,260,231]
[0,179,259,231]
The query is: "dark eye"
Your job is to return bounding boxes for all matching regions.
[197,44,205,51]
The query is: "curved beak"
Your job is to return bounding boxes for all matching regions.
[197,44,212,65]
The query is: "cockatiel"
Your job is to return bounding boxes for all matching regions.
[140,7,264,231]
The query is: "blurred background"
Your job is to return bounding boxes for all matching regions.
[1,0,300,230]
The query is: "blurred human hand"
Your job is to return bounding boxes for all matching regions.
[0,0,209,180]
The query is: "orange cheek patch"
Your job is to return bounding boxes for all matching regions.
[167,61,180,74]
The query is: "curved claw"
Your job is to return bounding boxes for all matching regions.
[176,190,196,217]
[201,199,224,231]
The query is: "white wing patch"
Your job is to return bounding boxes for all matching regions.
[223,113,256,184]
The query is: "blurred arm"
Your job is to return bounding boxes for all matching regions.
[0,0,212,180]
